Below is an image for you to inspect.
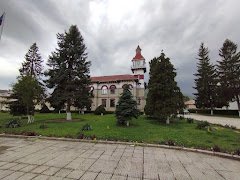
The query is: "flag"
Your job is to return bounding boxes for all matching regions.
[0,12,5,40]
[0,13,4,26]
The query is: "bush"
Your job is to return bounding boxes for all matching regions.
[77,133,84,139]
[234,149,240,156]
[82,123,92,131]
[164,139,175,146]
[196,121,210,129]
[212,145,221,152]
[22,131,37,136]
[40,104,51,113]
[5,119,21,128]
[94,105,106,115]
[188,109,239,116]
[186,118,194,123]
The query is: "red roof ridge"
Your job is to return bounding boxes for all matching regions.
[91,74,137,83]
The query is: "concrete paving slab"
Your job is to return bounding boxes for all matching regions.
[0,137,239,180]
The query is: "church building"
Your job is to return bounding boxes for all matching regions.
[90,46,147,112]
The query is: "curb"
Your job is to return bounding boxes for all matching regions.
[0,134,239,161]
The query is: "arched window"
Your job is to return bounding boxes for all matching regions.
[122,84,128,89]
[101,85,108,95]
[110,85,116,94]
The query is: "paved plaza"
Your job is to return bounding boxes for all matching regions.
[184,114,240,129]
[0,137,239,180]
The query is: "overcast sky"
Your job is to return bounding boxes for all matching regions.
[0,0,239,96]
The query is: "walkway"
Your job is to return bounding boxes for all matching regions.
[0,137,239,180]
[185,114,240,129]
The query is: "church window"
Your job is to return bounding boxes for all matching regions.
[102,99,107,107]
[110,85,116,94]
[110,99,115,107]
[101,85,108,95]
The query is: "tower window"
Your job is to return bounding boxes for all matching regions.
[101,85,108,95]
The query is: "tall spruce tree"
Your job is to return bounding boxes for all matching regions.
[217,39,240,116]
[194,43,218,115]
[145,52,184,124]
[115,85,140,126]
[45,25,91,120]
[19,43,43,79]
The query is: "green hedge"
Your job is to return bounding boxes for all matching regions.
[188,109,239,116]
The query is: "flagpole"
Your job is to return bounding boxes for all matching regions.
[0,12,6,41]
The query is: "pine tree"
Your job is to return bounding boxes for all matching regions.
[217,39,240,116]
[145,52,184,123]
[45,25,91,120]
[115,85,140,126]
[194,43,218,115]
[19,43,43,79]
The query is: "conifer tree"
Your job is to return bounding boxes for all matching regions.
[145,52,184,123]
[9,43,44,122]
[194,43,218,115]
[115,85,140,126]
[19,43,43,79]
[45,25,91,120]
[217,39,240,116]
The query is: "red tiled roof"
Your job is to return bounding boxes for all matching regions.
[132,45,145,61]
[133,52,144,60]
[91,74,137,83]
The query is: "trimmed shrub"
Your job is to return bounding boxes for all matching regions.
[196,121,210,129]
[82,123,92,131]
[94,105,106,115]
[5,119,21,128]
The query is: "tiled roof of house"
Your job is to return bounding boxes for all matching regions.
[91,74,138,83]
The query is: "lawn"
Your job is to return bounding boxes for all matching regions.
[0,112,239,154]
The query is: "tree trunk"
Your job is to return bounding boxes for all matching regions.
[27,115,31,124]
[237,95,240,117]
[210,108,213,116]
[166,117,170,124]
[66,101,72,120]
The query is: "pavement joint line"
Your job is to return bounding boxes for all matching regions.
[111,145,127,179]
[176,154,193,180]
[0,134,239,161]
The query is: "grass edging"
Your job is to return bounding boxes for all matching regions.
[0,133,239,161]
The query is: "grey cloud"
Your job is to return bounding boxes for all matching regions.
[0,0,240,97]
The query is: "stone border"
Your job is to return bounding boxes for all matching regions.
[0,133,239,161]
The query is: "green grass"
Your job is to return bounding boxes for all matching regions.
[0,112,239,153]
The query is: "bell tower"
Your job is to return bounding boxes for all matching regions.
[131,45,146,88]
